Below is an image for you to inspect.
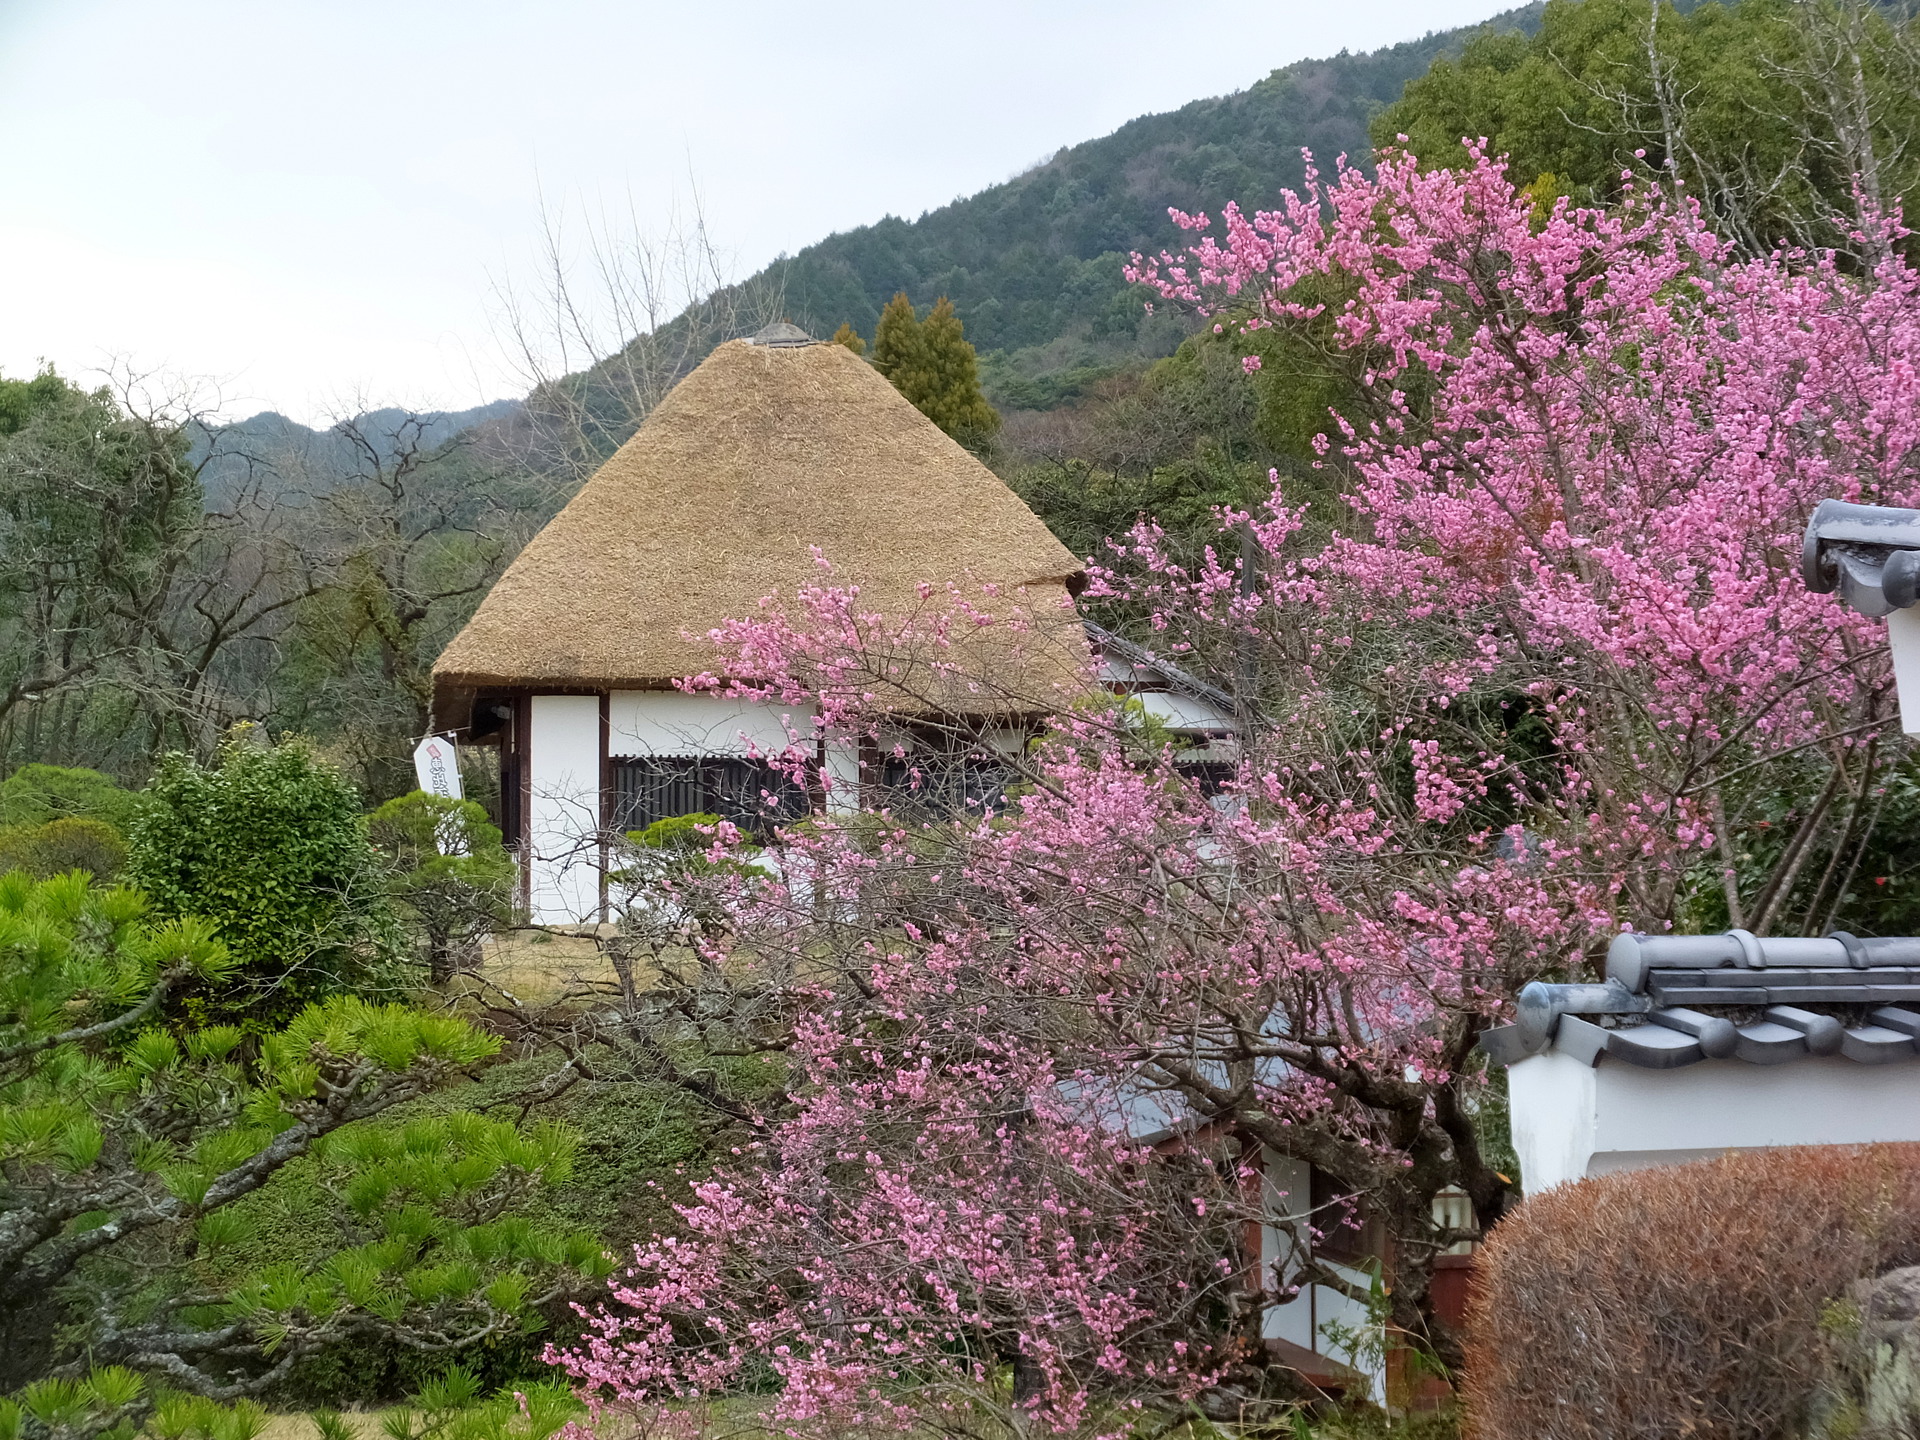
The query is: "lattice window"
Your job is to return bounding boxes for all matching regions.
[610,756,809,838]
[874,754,1010,820]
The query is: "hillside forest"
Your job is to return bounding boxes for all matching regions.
[8,0,1920,1436]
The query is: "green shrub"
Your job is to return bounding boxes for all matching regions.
[0,816,127,880]
[126,734,399,1024]
[1465,1144,1920,1440]
[380,1369,580,1440]
[367,792,517,984]
[0,1364,581,1440]
[0,763,138,831]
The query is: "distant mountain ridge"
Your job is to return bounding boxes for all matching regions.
[192,400,521,501]
[755,3,1544,408]
[200,4,1545,475]
[211,401,521,458]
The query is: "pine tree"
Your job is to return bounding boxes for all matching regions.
[0,870,609,1397]
[830,322,866,356]
[869,293,1000,449]
[869,293,923,382]
[915,297,1000,445]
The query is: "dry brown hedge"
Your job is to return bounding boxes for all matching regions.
[1463,1144,1920,1440]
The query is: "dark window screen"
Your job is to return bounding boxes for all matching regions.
[875,755,1010,819]
[610,756,809,838]
[1309,1166,1381,1264]
[1177,761,1237,796]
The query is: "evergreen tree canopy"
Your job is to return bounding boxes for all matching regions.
[367,790,517,984]
[868,293,1001,448]
[0,870,606,1402]
[829,322,865,356]
[1374,0,1920,258]
[868,293,923,384]
[0,816,126,882]
[0,763,137,831]
[0,367,81,438]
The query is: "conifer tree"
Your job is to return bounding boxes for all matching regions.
[829,322,865,356]
[869,293,1000,449]
[868,293,922,383]
[917,297,1000,444]
[0,871,607,1398]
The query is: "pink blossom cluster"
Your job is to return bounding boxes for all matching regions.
[550,996,1238,1440]
[557,146,1920,1434]
[1119,143,1920,917]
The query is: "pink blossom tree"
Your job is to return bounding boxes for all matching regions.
[550,146,1920,1433]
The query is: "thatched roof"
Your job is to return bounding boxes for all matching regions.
[434,335,1087,726]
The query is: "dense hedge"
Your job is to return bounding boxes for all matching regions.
[1465,1145,1920,1440]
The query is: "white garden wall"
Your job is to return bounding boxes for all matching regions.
[1509,1049,1920,1194]
[1260,1151,1386,1402]
[524,691,825,923]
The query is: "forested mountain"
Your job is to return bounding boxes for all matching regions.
[436,5,1554,464]
[196,399,522,500]
[216,401,522,457]
[22,0,1809,802]
[754,4,1545,408]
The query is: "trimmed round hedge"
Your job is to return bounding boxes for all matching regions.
[1465,1143,1920,1440]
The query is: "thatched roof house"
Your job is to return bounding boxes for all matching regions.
[434,329,1085,728]
[433,326,1088,922]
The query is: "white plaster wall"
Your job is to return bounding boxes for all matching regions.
[1890,606,1920,736]
[1259,1151,1385,1402]
[527,694,602,924]
[823,739,859,816]
[1261,1154,1317,1352]
[1510,1051,1920,1194]
[1135,690,1232,734]
[607,691,813,759]
[1312,1265,1384,1402]
[983,725,1029,758]
[1508,1050,1600,1194]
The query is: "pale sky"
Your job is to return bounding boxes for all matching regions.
[0,1,1504,424]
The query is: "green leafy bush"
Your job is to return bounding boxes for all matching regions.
[0,816,127,880]
[127,735,399,1024]
[0,765,136,882]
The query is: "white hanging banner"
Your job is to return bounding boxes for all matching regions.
[412,734,464,801]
